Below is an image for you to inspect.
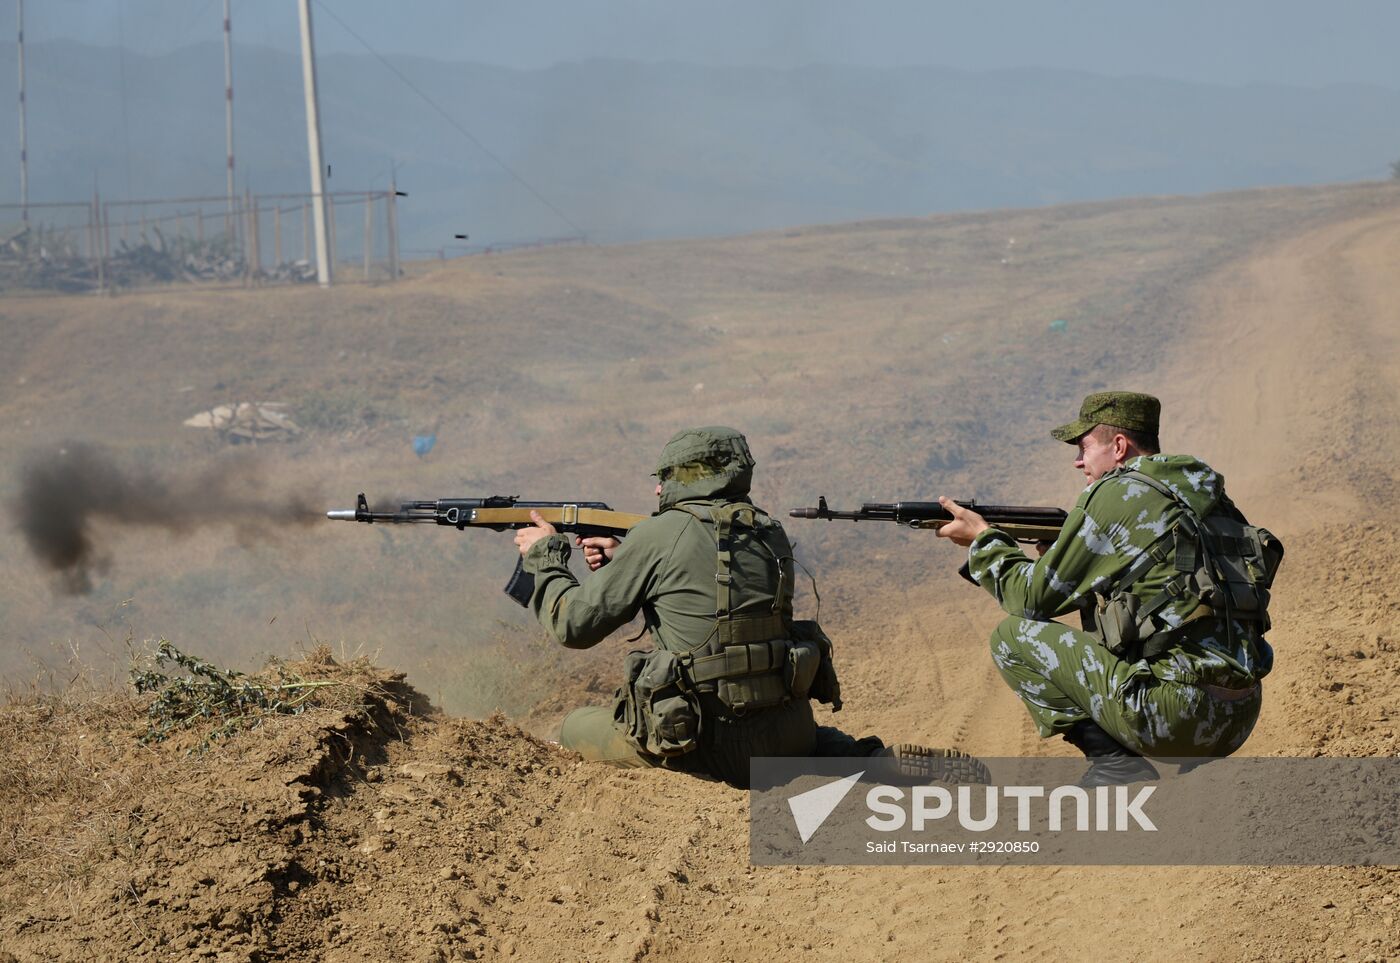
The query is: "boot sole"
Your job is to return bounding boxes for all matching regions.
[889,744,992,785]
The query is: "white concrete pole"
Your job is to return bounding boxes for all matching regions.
[297,0,331,286]
[17,0,28,222]
[223,0,235,227]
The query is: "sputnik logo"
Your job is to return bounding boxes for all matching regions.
[787,770,864,843]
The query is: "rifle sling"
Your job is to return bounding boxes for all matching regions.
[468,506,647,531]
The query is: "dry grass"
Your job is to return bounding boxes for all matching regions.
[0,686,164,907]
[0,639,430,915]
[130,638,427,748]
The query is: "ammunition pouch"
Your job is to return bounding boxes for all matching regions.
[786,638,822,703]
[617,648,700,758]
[1094,591,1142,658]
[688,620,828,715]
[689,637,790,714]
[791,619,843,712]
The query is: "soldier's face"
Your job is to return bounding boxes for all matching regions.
[1074,431,1121,483]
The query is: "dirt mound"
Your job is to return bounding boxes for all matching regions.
[0,651,579,963]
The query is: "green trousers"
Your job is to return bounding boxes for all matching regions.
[989,616,1261,757]
[560,697,883,789]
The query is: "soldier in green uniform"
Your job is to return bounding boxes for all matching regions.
[935,393,1280,785]
[513,426,984,789]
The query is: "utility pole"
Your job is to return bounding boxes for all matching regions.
[223,0,235,232]
[386,173,400,281]
[17,0,28,223]
[297,0,331,286]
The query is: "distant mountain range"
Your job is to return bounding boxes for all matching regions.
[0,41,1396,249]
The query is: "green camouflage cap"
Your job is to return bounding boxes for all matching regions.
[1050,391,1161,444]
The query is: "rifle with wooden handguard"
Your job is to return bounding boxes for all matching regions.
[327,493,645,606]
[790,495,1067,543]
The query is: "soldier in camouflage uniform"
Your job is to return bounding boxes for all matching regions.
[935,393,1276,785]
[513,426,985,789]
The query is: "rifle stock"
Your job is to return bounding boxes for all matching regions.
[328,493,645,606]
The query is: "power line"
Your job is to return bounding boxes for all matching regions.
[310,0,585,238]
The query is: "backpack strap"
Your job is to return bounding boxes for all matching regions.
[670,501,790,648]
[1093,469,1267,659]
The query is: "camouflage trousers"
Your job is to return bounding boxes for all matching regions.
[988,616,1261,757]
[560,697,883,789]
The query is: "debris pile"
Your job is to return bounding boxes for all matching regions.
[0,225,316,292]
[183,402,303,443]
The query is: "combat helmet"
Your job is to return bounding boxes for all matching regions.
[654,426,754,509]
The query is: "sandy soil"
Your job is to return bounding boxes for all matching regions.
[3,185,1400,961]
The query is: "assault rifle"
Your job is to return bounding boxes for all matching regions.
[327,493,645,606]
[790,496,1067,543]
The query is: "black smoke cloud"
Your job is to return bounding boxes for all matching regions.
[11,443,318,595]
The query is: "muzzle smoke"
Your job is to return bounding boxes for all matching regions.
[11,443,318,595]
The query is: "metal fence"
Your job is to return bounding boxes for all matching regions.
[0,189,401,294]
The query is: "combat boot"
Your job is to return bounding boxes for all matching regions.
[1062,720,1159,787]
[882,744,991,785]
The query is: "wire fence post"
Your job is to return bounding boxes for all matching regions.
[251,199,262,279]
[85,196,95,261]
[242,188,253,284]
[96,194,108,293]
[362,192,373,280]
[386,182,400,281]
[326,196,337,268]
[273,205,282,265]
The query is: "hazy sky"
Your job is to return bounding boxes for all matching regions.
[26,0,1400,90]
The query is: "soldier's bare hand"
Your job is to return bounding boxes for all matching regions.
[935,496,989,547]
[514,510,557,556]
[577,535,619,571]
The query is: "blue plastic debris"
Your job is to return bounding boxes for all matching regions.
[1049,318,1069,333]
[412,434,437,458]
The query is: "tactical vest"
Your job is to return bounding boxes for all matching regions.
[616,501,841,757]
[671,501,817,713]
[1086,471,1284,660]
